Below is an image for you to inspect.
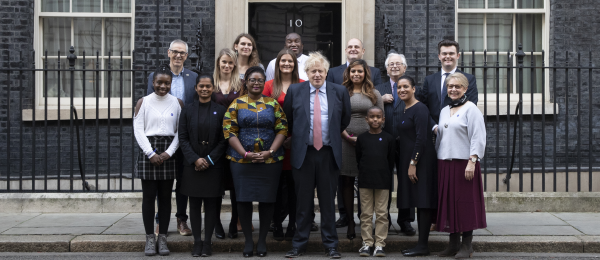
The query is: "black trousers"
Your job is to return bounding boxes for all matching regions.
[142,179,174,235]
[273,170,296,227]
[292,146,339,250]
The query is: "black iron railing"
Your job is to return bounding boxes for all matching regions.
[1,43,598,193]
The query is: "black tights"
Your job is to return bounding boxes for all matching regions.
[189,197,219,245]
[216,188,238,234]
[341,175,356,234]
[142,179,174,235]
[457,230,473,238]
[415,208,434,250]
[273,170,296,228]
[237,202,274,254]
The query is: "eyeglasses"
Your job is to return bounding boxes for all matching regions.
[447,84,464,90]
[388,62,405,68]
[248,78,265,84]
[169,49,188,56]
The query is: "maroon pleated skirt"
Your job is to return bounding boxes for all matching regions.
[435,159,487,233]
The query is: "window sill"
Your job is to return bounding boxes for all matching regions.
[477,101,556,116]
[22,108,133,121]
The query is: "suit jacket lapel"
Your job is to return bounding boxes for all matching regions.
[302,82,311,123]
[326,83,335,128]
[207,101,215,144]
[434,71,443,109]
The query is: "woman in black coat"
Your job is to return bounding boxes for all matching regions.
[178,74,228,257]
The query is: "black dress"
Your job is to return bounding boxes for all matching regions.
[178,100,228,198]
[396,101,437,209]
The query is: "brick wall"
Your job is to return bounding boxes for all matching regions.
[1,0,598,190]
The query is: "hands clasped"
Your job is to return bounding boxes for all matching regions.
[246,151,272,163]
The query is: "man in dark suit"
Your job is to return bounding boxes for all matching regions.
[421,39,478,135]
[283,52,351,259]
[146,39,198,237]
[326,38,382,86]
[374,52,417,236]
[325,38,381,227]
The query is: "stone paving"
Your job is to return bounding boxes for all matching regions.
[0,212,599,253]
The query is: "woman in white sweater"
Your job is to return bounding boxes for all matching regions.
[134,64,184,256]
[434,72,486,259]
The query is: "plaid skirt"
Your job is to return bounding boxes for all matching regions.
[135,136,177,180]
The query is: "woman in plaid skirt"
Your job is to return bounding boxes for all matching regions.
[134,64,184,256]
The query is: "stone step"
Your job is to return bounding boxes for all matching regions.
[2,192,600,213]
[0,234,597,253]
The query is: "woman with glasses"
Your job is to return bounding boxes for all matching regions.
[223,66,288,257]
[435,73,486,259]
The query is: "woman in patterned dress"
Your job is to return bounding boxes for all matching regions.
[223,66,288,257]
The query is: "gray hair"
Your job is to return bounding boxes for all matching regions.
[444,72,468,89]
[384,53,408,70]
[304,51,330,74]
[169,39,188,53]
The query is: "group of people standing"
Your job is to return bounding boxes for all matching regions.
[133,32,487,259]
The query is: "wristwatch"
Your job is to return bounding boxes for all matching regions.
[269,149,275,155]
[470,157,478,163]
[410,160,417,166]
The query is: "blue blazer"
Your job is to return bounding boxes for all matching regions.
[420,69,478,128]
[283,81,351,170]
[147,68,198,106]
[325,63,382,86]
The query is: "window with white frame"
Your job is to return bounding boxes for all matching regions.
[35,0,133,107]
[456,0,548,99]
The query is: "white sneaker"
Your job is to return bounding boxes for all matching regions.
[373,246,386,257]
[359,242,371,257]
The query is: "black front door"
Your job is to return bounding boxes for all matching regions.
[248,3,342,69]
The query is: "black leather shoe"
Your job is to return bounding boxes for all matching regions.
[214,223,225,239]
[402,248,430,257]
[284,226,296,241]
[311,222,319,231]
[335,217,348,228]
[346,232,356,240]
[325,248,342,259]
[200,243,212,257]
[399,221,416,236]
[227,231,238,239]
[243,251,253,257]
[272,226,284,241]
[285,247,305,258]
[257,251,267,257]
[191,241,203,257]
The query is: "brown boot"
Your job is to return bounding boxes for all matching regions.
[438,233,460,257]
[177,218,192,236]
[454,235,473,259]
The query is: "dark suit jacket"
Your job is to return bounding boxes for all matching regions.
[178,99,228,167]
[325,63,382,86]
[374,81,404,136]
[147,68,198,106]
[283,81,351,170]
[421,69,478,128]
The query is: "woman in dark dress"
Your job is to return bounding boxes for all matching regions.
[212,48,245,239]
[223,66,288,257]
[178,74,228,257]
[395,75,438,257]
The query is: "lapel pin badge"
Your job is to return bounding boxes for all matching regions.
[186,74,189,76]
[171,113,173,116]
[214,111,217,114]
